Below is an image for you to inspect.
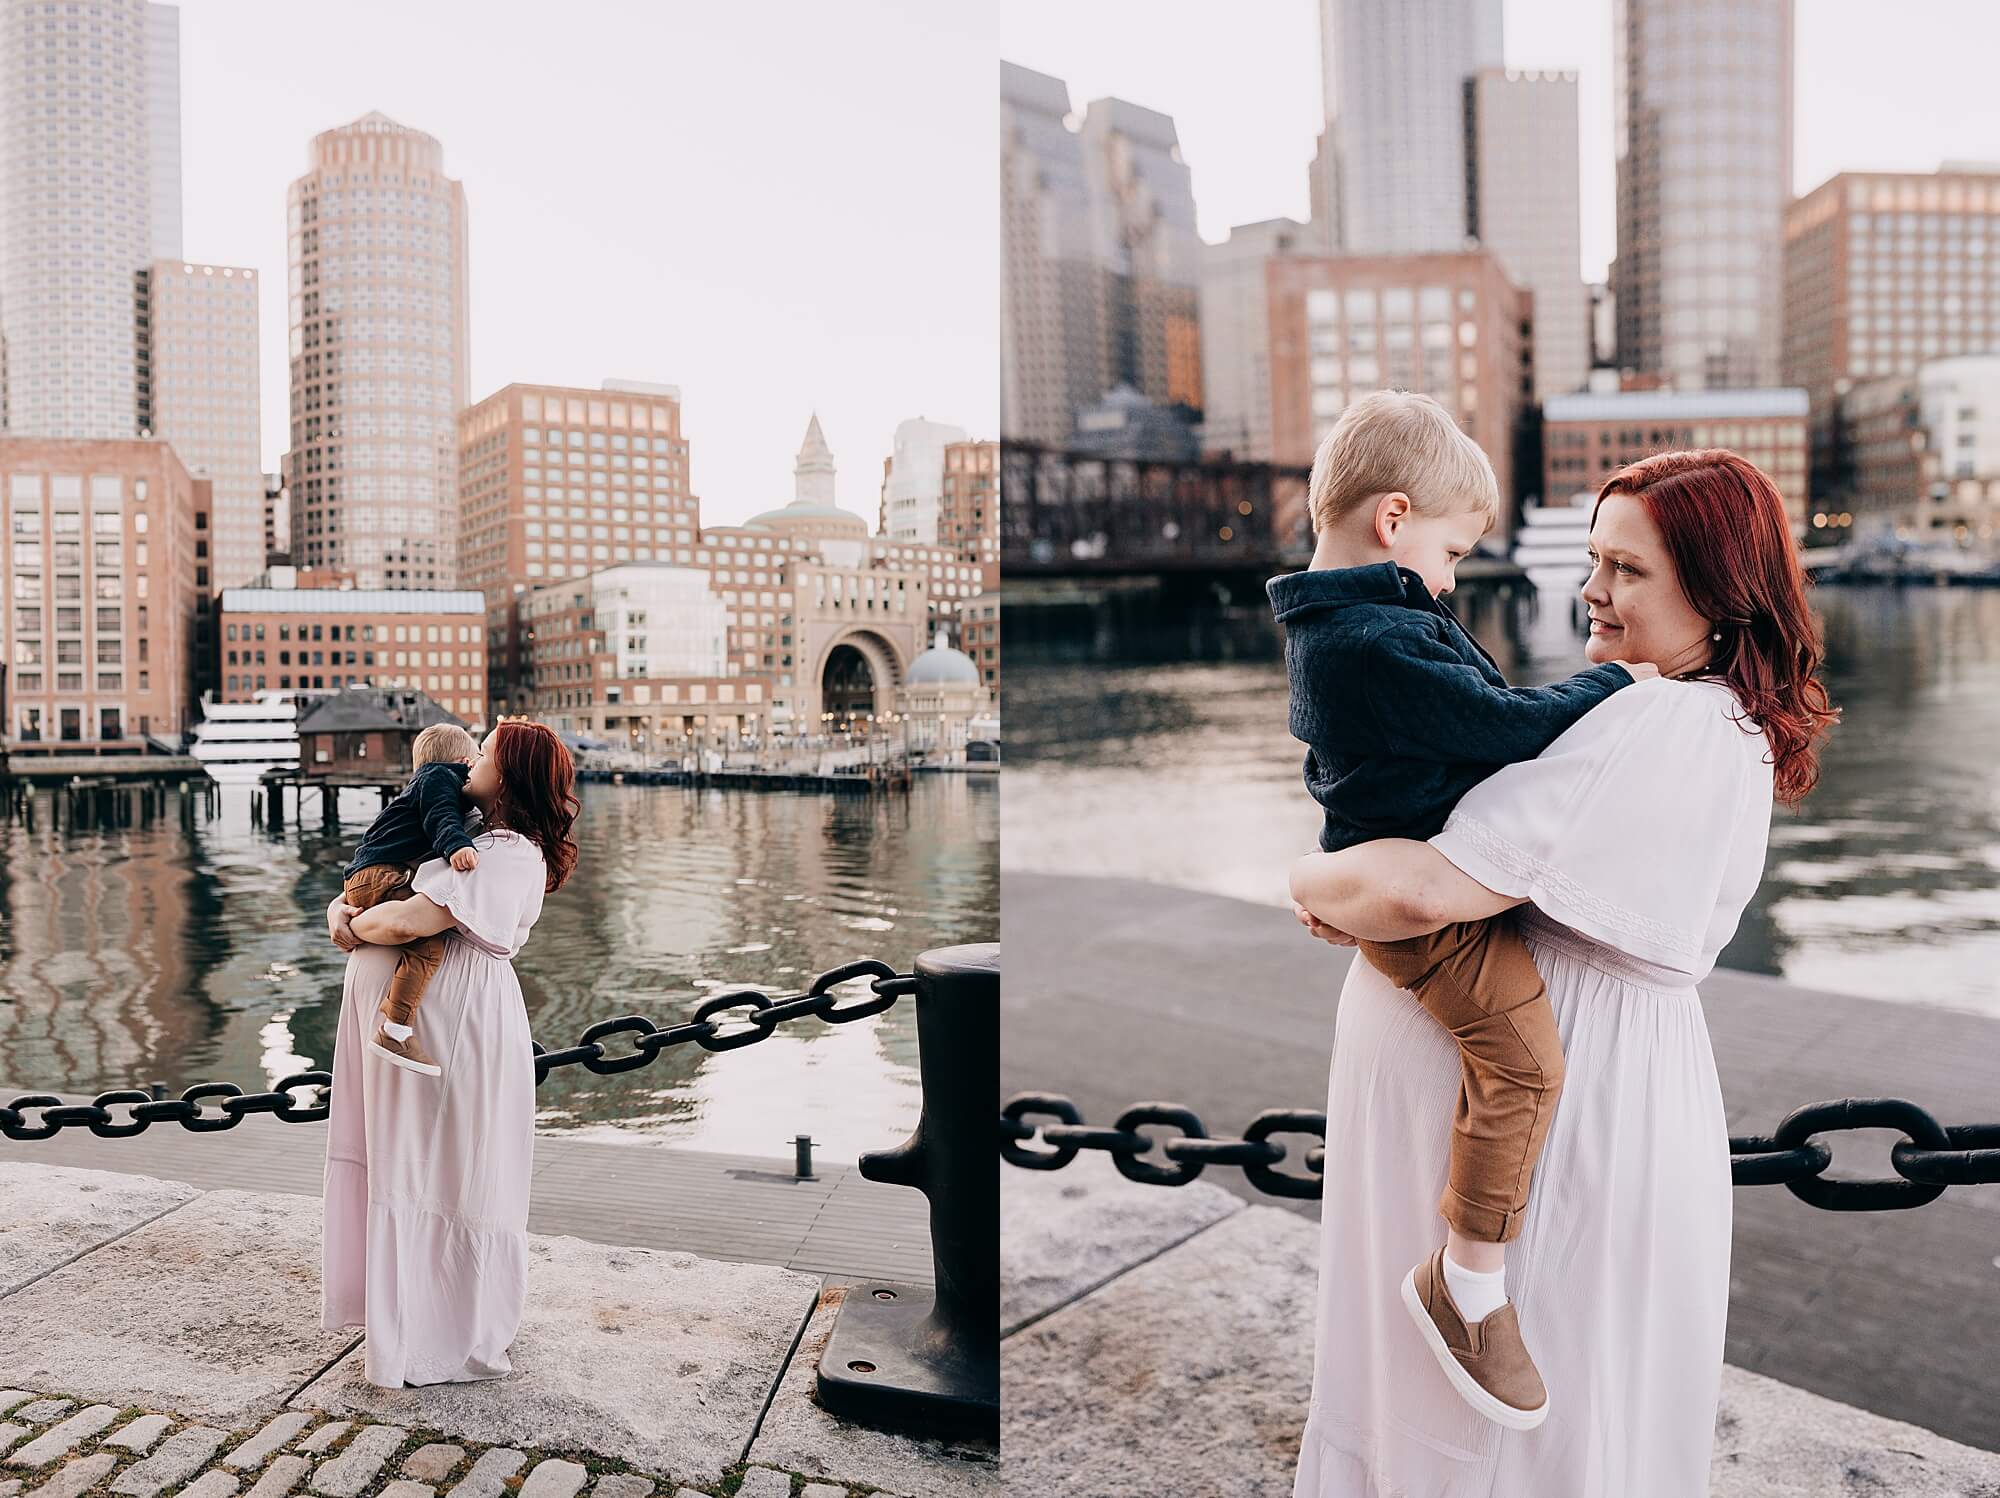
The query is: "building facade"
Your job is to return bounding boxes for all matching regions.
[141,261,263,589]
[0,438,199,747]
[216,573,486,725]
[1266,251,1532,544]
[0,0,183,439]
[1465,68,1588,401]
[1079,97,1204,416]
[880,416,969,544]
[1783,166,2000,498]
[284,112,469,590]
[1542,387,1810,529]
[1198,219,1314,461]
[1612,0,1793,391]
[937,439,999,595]
[1838,355,2000,542]
[960,589,999,706]
[1000,62,1105,445]
[1318,0,1504,255]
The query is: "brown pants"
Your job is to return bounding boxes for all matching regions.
[1359,913,1564,1244]
[343,863,448,1030]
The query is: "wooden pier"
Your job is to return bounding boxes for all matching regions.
[254,768,403,831]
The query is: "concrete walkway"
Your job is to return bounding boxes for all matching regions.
[0,1086,933,1288]
[1002,873,2000,1457]
[0,1161,994,1498]
[1002,1152,2000,1496]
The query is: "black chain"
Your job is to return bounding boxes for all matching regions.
[0,958,920,1142]
[1000,1092,2000,1211]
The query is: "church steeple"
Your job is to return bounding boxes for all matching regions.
[795,412,837,507]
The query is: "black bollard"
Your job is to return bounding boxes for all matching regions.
[815,942,998,1442]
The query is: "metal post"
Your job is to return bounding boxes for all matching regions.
[815,942,998,1442]
[793,1134,816,1180]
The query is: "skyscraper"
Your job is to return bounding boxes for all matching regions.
[0,0,185,438]
[1001,62,1104,445]
[1317,0,1503,255]
[1199,218,1313,460]
[285,112,470,589]
[1612,0,1794,390]
[143,262,262,589]
[880,416,970,544]
[1079,98,1203,414]
[1465,68,1588,401]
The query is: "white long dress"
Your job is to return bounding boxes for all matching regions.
[320,828,549,1388]
[1292,677,1776,1497]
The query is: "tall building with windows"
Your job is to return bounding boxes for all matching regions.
[880,416,969,544]
[1199,218,1314,460]
[0,438,200,747]
[285,113,469,589]
[1465,68,1588,401]
[1784,166,2000,499]
[1001,62,1104,445]
[1265,251,1532,544]
[1317,0,1503,255]
[0,0,185,439]
[1079,98,1204,416]
[937,439,999,595]
[1611,0,1793,391]
[141,262,263,589]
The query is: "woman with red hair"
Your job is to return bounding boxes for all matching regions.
[1287,450,1837,1495]
[318,716,580,1387]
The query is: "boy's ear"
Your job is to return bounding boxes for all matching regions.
[1372,491,1410,546]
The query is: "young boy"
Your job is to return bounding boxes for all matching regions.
[341,721,483,1078]
[1266,390,1656,1430]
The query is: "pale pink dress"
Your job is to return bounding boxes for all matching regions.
[320,828,549,1387]
[1292,677,1776,1497]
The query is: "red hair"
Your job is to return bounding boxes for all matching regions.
[486,718,580,892]
[1593,450,1839,806]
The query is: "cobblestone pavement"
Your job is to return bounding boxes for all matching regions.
[0,1391,911,1498]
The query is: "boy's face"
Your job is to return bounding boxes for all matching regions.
[1382,498,1491,599]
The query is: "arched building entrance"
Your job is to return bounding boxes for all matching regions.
[811,628,904,733]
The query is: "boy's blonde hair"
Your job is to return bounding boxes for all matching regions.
[1306,389,1500,533]
[412,722,477,767]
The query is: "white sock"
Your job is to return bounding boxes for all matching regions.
[381,1020,413,1041]
[1442,1252,1509,1324]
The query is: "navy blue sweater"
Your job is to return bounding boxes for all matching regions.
[344,760,478,878]
[1266,561,1634,853]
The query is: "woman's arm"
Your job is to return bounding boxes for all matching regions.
[349,892,459,945]
[1289,838,1524,941]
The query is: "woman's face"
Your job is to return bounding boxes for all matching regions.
[465,730,502,806]
[1581,493,1713,677]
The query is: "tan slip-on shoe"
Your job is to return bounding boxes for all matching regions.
[1400,1245,1549,1430]
[368,1021,442,1077]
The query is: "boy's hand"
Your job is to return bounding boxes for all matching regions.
[450,847,479,872]
[1294,901,1358,948]
[1614,660,1661,681]
[327,899,362,952]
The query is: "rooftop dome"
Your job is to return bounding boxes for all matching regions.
[742,497,869,533]
[906,630,981,686]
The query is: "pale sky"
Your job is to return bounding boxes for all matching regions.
[1000,0,2000,281]
[173,0,998,528]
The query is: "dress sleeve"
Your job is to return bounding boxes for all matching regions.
[1428,678,1772,973]
[409,832,545,957]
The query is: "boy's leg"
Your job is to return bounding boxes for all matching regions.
[1357,916,1564,1245]
[381,934,448,1031]
[341,864,406,914]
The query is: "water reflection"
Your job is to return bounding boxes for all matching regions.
[1003,585,2000,1017]
[0,776,996,1161]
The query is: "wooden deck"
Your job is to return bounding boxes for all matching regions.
[0,1082,934,1287]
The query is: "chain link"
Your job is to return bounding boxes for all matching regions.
[1001,1091,2000,1211]
[0,959,916,1141]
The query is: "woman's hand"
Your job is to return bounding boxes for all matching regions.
[1294,901,1358,947]
[327,897,362,952]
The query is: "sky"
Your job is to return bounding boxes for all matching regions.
[998,0,2000,281]
[172,0,998,528]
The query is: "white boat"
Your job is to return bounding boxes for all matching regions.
[1512,498,1596,591]
[190,691,303,784]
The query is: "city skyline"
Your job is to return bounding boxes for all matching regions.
[169,0,996,529]
[999,0,2000,281]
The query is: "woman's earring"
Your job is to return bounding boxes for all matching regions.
[1711,629,1723,642]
